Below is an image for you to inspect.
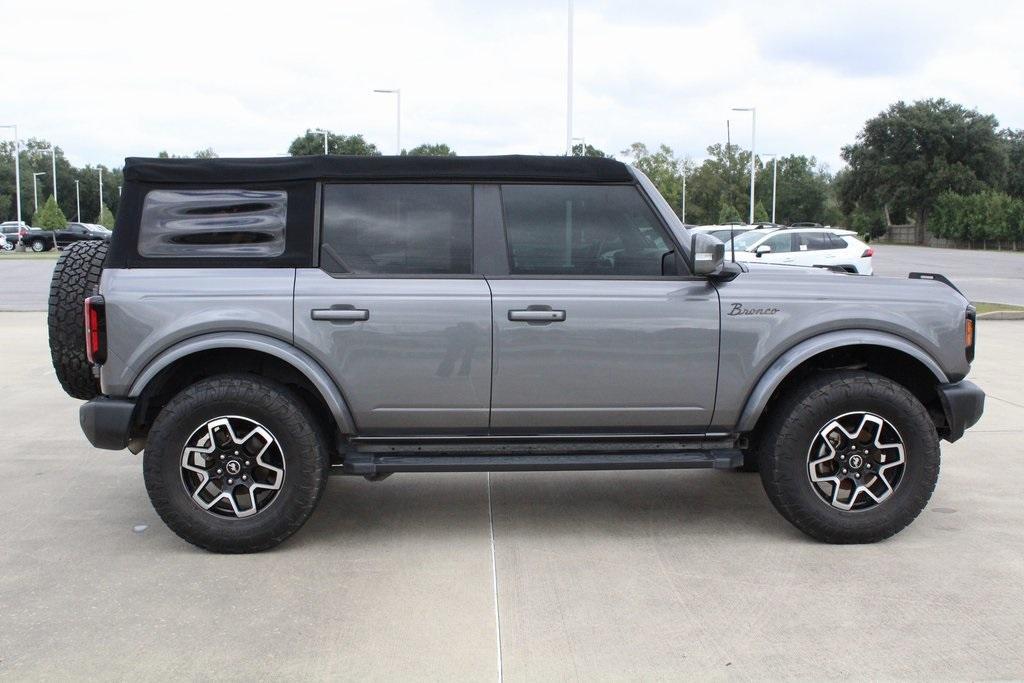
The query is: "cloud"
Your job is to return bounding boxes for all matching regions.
[0,0,1021,173]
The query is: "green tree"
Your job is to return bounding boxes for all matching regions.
[96,203,115,229]
[684,143,749,224]
[840,98,1007,242]
[622,143,684,213]
[1002,129,1024,198]
[288,130,381,156]
[753,200,769,222]
[157,149,219,159]
[402,143,456,156]
[850,206,888,239]
[718,201,742,224]
[571,142,610,158]
[758,155,831,225]
[33,195,67,229]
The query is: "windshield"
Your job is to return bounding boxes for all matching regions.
[726,229,774,251]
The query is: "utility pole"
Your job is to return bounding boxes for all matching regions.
[40,148,57,204]
[98,168,104,218]
[726,119,731,149]
[566,0,574,155]
[732,107,756,224]
[75,180,81,221]
[32,172,46,212]
[681,172,687,224]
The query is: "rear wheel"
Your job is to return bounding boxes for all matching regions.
[758,371,939,543]
[30,238,47,252]
[143,375,330,553]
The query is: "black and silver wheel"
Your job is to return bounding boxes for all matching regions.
[30,238,46,252]
[759,370,939,543]
[144,375,330,553]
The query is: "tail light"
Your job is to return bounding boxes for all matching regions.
[861,248,874,257]
[965,306,976,363]
[84,295,106,364]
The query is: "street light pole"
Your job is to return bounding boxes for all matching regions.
[566,0,574,155]
[313,129,329,155]
[0,125,22,227]
[98,168,103,217]
[75,180,81,221]
[681,171,687,224]
[32,172,46,212]
[372,89,401,154]
[732,107,756,224]
[40,148,57,204]
[761,153,778,224]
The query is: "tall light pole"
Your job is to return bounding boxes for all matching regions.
[32,172,46,212]
[75,180,81,221]
[313,128,329,155]
[681,171,687,224]
[566,0,574,155]
[373,89,401,154]
[762,154,779,224]
[40,148,57,204]
[98,168,104,217]
[0,125,22,227]
[732,107,756,224]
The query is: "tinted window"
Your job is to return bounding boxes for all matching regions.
[798,232,835,251]
[139,189,287,258]
[502,185,672,276]
[763,233,794,253]
[321,184,472,275]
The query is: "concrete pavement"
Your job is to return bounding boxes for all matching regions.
[0,311,1022,679]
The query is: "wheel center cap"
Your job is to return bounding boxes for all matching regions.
[225,460,242,476]
[847,454,864,469]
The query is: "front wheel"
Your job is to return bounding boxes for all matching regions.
[143,375,330,553]
[758,371,939,543]
[30,239,46,252]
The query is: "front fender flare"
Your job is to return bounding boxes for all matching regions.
[735,330,949,433]
[128,332,357,434]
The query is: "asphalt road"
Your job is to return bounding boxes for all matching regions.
[2,244,1022,311]
[1,311,1022,679]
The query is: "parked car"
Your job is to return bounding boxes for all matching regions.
[724,227,874,274]
[50,154,982,553]
[0,221,28,250]
[688,224,755,242]
[19,223,111,252]
[0,233,8,251]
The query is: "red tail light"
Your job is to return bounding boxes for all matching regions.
[84,295,106,364]
[861,248,874,257]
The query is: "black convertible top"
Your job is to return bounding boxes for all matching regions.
[123,154,633,184]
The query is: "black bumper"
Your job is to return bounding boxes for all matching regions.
[937,380,985,443]
[80,397,136,450]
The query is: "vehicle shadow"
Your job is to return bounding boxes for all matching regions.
[294,469,804,548]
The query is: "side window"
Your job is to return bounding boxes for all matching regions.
[763,233,794,253]
[139,189,287,258]
[799,232,835,251]
[829,234,851,248]
[320,184,472,275]
[501,185,673,276]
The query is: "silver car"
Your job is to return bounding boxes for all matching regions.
[50,155,984,552]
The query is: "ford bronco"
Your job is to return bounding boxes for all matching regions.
[48,155,985,552]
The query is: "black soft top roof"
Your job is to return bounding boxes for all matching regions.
[123,154,634,184]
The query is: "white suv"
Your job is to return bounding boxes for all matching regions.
[724,227,873,274]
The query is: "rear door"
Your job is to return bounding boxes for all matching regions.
[486,184,720,433]
[293,183,492,435]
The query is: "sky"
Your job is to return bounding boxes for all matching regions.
[2,0,1023,171]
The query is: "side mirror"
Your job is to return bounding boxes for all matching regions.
[755,244,772,256]
[690,232,726,276]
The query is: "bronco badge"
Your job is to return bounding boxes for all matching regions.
[729,303,780,316]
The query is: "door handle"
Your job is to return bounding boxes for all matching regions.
[508,309,566,322]
[311,308,369,322]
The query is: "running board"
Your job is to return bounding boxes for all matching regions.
[338,450,743,475]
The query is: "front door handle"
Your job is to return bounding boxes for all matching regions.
[508,309,566,322]
[311,308,369,322]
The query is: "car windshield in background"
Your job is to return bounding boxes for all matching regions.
[727,229,774,251]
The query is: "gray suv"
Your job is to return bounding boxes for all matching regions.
[49,155,984,553]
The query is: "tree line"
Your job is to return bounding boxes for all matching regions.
[4,103,1023,246]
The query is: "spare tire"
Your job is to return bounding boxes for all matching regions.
[48,240,108,400]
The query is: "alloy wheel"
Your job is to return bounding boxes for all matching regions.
[806,411,906,511]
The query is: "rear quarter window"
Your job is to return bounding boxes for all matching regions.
[138,189,287,258]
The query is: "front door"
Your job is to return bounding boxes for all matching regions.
[487,184,720,432]
[293,183,491,434]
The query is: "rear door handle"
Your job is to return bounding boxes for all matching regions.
[311,308,369,322]
[508,309,566,322]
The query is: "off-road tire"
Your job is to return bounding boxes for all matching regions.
[48,240,108,400]
[143,375,330,553]
[759,370,939,543]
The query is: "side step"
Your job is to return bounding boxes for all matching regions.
[338,450,743,475]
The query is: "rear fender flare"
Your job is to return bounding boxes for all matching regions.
[128,332,357,434]
[735,330,949,432]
